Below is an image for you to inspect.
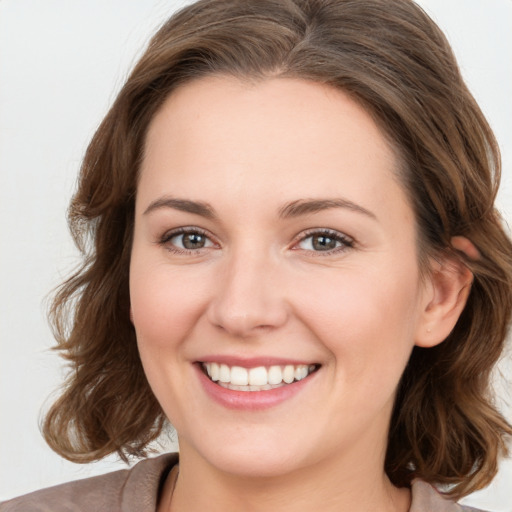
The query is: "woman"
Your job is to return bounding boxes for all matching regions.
[2,0,511,510]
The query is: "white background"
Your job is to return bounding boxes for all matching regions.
[0,0,511,509]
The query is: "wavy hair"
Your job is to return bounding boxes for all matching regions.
[43,0,512,499]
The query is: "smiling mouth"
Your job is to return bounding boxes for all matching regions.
[200,362,320,392]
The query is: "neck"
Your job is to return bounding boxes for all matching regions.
[167,442,410,512]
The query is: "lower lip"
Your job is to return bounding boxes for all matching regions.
[195,364,317,411]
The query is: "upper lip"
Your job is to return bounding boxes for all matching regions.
[197,355,319,368]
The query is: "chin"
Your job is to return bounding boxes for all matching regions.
[182,430,312,479]
[211,450,308,479]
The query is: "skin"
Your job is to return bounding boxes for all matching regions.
[130,76,472,512]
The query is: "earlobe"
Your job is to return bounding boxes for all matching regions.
[415,238,476,348]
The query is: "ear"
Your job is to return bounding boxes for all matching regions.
[415,239,476,348]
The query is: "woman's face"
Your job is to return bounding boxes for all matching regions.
[130,76,432,478]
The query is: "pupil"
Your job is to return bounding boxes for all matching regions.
[313,235,337,251]
[183,233,205,249]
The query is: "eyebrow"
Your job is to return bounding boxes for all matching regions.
[143,197,216,219]
[278,198,377,220]
[143,196,377,221]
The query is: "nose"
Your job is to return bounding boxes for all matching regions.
[206,249,289,338]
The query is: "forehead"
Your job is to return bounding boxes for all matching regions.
[144,75,397,166]
[138,76,411,226]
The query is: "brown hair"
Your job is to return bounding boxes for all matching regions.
[43,0,512,498]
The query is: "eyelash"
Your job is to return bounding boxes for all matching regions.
[158,227,216,255]
[292,228,354,255]
[158,227,354,256]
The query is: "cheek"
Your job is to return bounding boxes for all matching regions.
[129,260,209,351]
[294,263,422,380]
[128,259,211,423]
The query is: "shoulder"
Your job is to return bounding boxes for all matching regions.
[410,480,490,512]
[0,453,178,512]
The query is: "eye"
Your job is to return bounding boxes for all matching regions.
[160,227,215,253]
[295,229,353,253]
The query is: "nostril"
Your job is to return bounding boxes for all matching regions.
[205,262,289,336]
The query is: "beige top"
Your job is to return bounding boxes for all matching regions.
[0,453,487,512]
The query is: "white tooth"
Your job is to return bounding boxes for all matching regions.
[268,365,283,385]
[295,365,308,381]
[205,363,212,377]
[283,365,295,384]
[231,366,249,386]
[249,366,268,386]
[219,364,230,383]
[210,362,219,381]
